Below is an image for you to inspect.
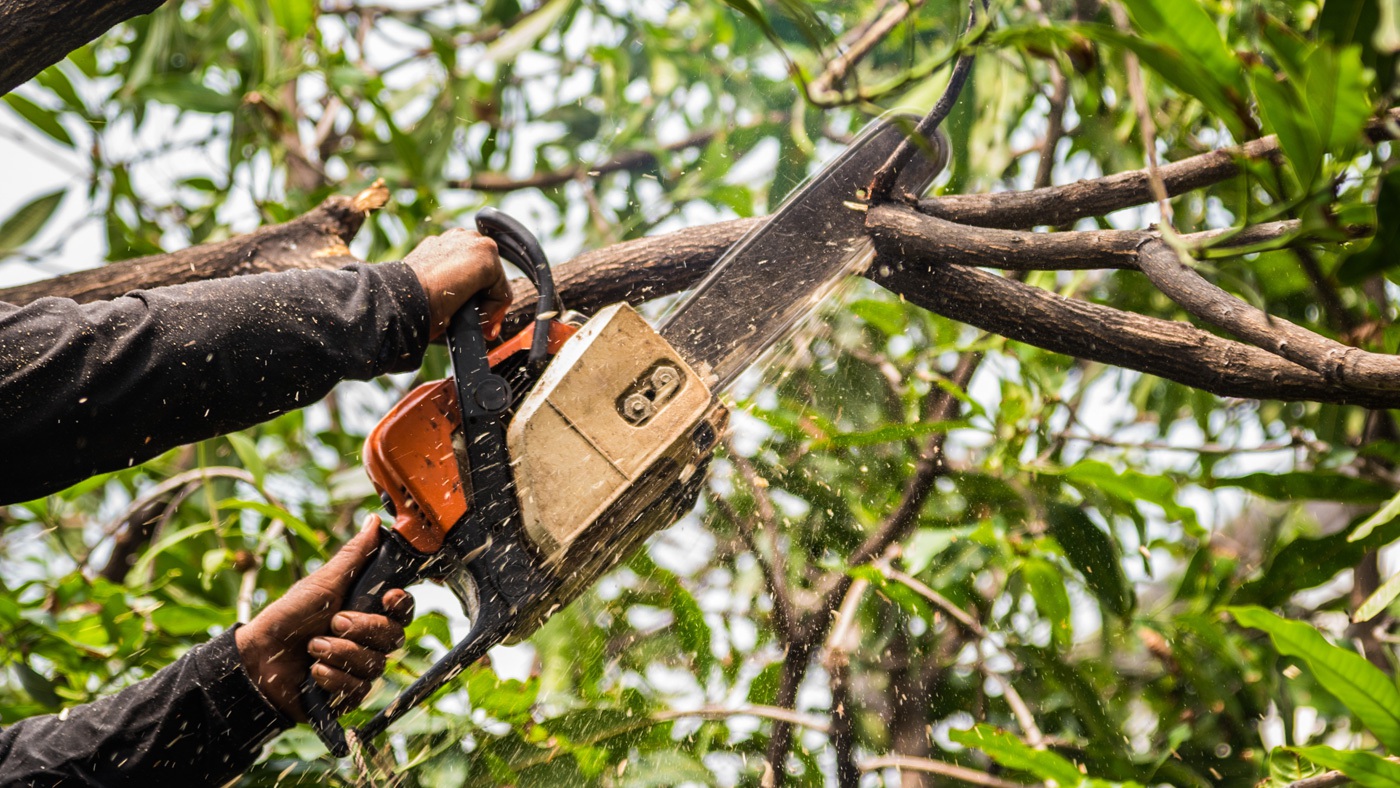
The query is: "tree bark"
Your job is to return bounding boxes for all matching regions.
[0,182,388,306]
[1,0,166,96]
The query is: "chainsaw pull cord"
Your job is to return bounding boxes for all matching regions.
[474,208,558,369]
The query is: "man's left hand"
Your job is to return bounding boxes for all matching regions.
[234,517,414,721]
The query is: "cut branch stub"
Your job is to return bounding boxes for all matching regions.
[0,181,389,306]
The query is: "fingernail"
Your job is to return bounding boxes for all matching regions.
[309,637,330,654]
[333,614,352,633]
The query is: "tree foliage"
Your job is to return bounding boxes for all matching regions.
[5,0,1400,786]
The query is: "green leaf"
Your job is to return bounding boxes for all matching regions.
[1238,511,1400,607]
[217,499,325,557]
[1213,472,1395,503]
[747,662,782,706]
[1269,747,1325,785]
[226,432,266,488]
[0,189,64,254]
[1355,570,1400,623]
[467,668,539,723]
[137,76,240,114]
[482,0,574,65]
[1291,746,1400,788]
[1062,460,1200,536]
[269,0,314,40]
[1252,64,1320,187]
[1046,503,1134,618]
[1078,24,1248,140]
[13,662,61,709]
[4,94,74,147]
[903,527,967,575]
[849,298,909,337]
[130,522,219,578]
[151,603,235,635]
[1120,0,1241,94]
[1349,487,1400,542]
[950,724,1085,786]
[1230,606,1400,751]
[1021,557,1072,648]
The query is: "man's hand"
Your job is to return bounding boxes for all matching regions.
[405,228,512,340]
[235,517,414,721]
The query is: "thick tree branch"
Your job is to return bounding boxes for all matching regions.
[0,0,165,95]
[1135,239,1400,391]
[920,136,1281,229]
[0,182,388,306]
[867,253,1400,409]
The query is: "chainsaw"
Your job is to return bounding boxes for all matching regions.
[301,115,949,757]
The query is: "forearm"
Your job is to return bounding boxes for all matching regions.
[0,261,429,503]
[0,629,291,786]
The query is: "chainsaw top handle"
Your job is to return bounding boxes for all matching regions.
[475,207,558,367]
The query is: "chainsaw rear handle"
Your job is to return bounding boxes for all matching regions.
[301,530,427,757]
[475,207,557,366]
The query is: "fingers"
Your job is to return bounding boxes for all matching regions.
[308,636,387,680]
[311,662,373,714]
[405,228,510,338]
[479,273,514,341]
[330,609,407,652]
[381,588,416,626]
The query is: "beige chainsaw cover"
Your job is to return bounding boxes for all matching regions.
[506,303,726,636]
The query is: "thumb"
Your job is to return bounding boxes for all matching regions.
[307,515,382,599]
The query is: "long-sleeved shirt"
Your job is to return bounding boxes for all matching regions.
[0,262,432,783]
[0,262,430,503]
[0,630,291,787]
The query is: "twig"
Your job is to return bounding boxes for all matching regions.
[868,52,977,202]
[450,115,785,193]
[884,565,987,638]
[808,0,924,106]
[1033,65,1069,191]
[879,564,1043,746]
[859,754,1037,788]
[652,704,832,734]
[1110,1,1173,226]
[713,495,797,639]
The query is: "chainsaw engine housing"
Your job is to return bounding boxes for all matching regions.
[506,302,726,637]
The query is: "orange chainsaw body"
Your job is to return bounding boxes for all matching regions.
[362,321,578,554]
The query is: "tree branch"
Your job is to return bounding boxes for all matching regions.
[808,0,923,106]
[1135,239,1400,391]
[0,182,388,306]
[0,0,166,95]
[920,136,1281,229]
[868,252,1400,409]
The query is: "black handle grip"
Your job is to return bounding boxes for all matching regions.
[302,530,429,757]
[474,208,557,366]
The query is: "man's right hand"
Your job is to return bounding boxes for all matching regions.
[404,228,512,340]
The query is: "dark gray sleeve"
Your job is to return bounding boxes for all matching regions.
[0,628,293,787]
[0,262,430,504]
